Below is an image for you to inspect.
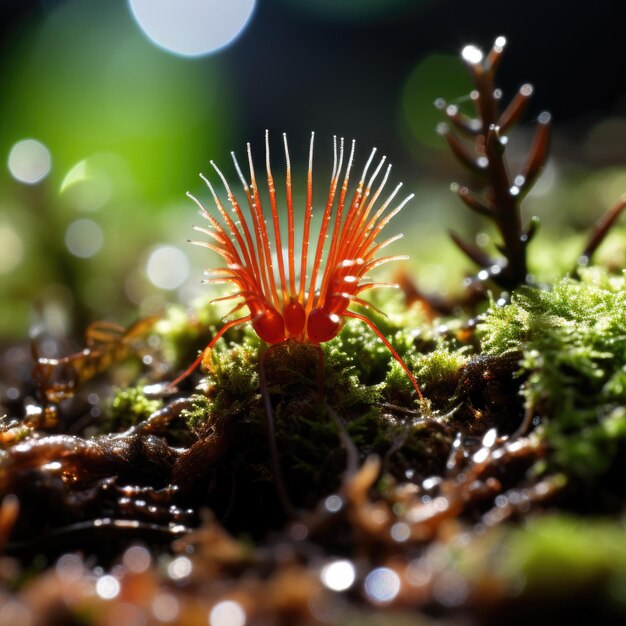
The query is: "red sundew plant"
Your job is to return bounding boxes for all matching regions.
[172,130,423,401]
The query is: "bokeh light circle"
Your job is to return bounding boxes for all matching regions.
[146,246,190,290]
[167,555,192,580]
[65,219,104,258]
[7,139,52,184]
[364,567,401,604]
[151,592,180,622]
[128,0,256,57]
[95,574,121,600]
[320,559,356,592]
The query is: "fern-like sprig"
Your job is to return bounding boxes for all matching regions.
[437,36,550,291]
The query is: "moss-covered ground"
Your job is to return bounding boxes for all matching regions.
[2,260,626,625]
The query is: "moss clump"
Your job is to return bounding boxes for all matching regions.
[179,393,214,434]
[408,338,471,409]
[205,341,260,399]
[107,386,163,431]
[165,303,464,506]
[478,268,626,476]
[176,341,262,440]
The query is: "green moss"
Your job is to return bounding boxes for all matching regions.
[106,386,163,431]
[504,515,626,605]
[411,341,470,393]
[144,286,476,500]
[165,300,463,499]
[323,305,424,391]
[453,514,626,609]
[324,299,470,405]
[207,341,260,397]
[179,393,214,433]
[176,341,261,437]
[478,269,626,476]
[152,301,221,370]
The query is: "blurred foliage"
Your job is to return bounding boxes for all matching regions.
[0,0,236,339]
[0,0,231,201]
[504,515,626,606]
[454,514,626,609]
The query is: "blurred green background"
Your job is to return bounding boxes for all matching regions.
[0,0,625,340]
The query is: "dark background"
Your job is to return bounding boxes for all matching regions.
[2,0,625,156]
[0,0,624,338]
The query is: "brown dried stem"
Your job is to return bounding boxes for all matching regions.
[575,193,626,271]
[439,37,551,291]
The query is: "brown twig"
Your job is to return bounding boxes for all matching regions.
[438,37,551,291]
[575,193,626,272]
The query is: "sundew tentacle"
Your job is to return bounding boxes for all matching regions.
[282,133,297,299]
[265,130,288,303]
[306,135,344,313]
[298,132,315,302]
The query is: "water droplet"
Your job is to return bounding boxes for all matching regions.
[482,428,497,448]
[472,447,490,464]
[494,36,507,49]
[520,83,533,97]
[461,45,483,65]
[422,476,441,491]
